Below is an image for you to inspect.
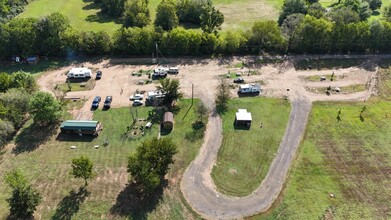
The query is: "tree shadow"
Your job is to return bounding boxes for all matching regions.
[13,123,58,155]
[82,2,100,10]
[185,121,206,142]
[55,133,96,142]
[85,12,122,24]
[110,180,166,219]
[51,187,90,220]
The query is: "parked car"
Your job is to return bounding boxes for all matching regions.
[91,96,101,109]
[103,96,112,109]
[96,70,102,79]
[233,77,245,83]
[133,100,143,106]
[129,93,144,100]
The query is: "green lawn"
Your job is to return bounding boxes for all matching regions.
[307,84,366,94]
[0,99,205,219]
[0,58,72,77]
[252,101,391,219]
[56,80,96,93]
[211,97,291,196]
[18,0,122,36]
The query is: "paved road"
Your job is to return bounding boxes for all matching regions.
[181,95,312,219]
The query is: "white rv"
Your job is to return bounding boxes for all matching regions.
[168,67,179,74]
[67,68,92,79]
[238,84,261,94]
[146,90,166,104]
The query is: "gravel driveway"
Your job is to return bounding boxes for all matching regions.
[181,94,312,219]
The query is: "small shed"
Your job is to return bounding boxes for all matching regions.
[162,112,174,130]
[26,56,39,65]
[60,120,102,136]
[235,109,252,127]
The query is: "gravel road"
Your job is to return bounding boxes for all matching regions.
[181,94,312,219]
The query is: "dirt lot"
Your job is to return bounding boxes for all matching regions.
[37,57,377,119]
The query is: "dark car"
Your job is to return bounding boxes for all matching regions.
[91,96,101,109]
[132,100,143,106]
[96,71,102,79]
[103,96,113,109]
[233,77,245,83]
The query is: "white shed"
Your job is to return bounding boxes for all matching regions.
[235,109,252,127]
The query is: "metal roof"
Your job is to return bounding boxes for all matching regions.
[236,109,252,121]
[60,120,99,130]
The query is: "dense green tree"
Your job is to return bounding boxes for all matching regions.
[384,4,391,21]
[221,31,247,53]
[10,71,36,93]
[0,24,9,59]
[4,170,42,219]
[113,27,156,54]
[278,0,307,25]
[79,31,111,55]
[215,78,230,112]
[249,20,285,52]
[29,92,61,125]
[161,27,202,55]
[366,0,382,10]
[0,72,11,92]
[0,119,14,147]
[0,88,31,127]
[158,78,183,105]
[5,17,38,57]
[71,156,94,186]
[307,2,326,18]
[128,138,178,193]
[123,0,150,27]
[176,0,211,24]
[369,20,384,52]
[199,33,220,54]
[293,15,332,53]
[34,13,70,55]
[281,13,304,51]
[381,21,391,52]
[331,6,360,24]
[101,0,126,17]
[155,0,179,31]
[199,5,224,34]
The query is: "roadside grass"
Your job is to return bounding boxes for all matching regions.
[304,74,343,82]
[306,84,366,94]
[0,99,203,219]
[55,80,96,93]
[294,58,366,70]
[253,68,391,219]
[211,97,290,196]
[18,0,122,35]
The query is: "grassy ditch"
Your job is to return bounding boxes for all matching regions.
[211,97,291,196]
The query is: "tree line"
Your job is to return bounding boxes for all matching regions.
[2,0,391,59]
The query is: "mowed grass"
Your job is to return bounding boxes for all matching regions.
[252,68,391,220]
[211,97,290,196]
[0,99,204,219]
[18,0,121,35]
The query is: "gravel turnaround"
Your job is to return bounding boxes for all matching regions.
[181,96,312,219]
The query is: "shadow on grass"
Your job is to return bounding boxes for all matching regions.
[237,92,260,98]
[185,121,205,142]
[233,121,250,130]
[0,59,72,75]
[51,187,90,220]
[55,133,96,142]
[110,180,166,219]
[85,12,122,24]
[13,123,59,155]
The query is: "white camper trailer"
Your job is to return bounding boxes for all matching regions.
[67,68,92,79]
[238,83,261,94]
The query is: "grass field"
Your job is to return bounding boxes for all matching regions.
[306,84,366,94]
[0,58,73,77]
[211,97,291,196]
[18,0,122,35]
[0,99,204,219]
[251,69,391,219]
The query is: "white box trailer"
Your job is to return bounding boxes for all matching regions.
[168,67,179,74]
[67,68,92,79]
[238,83,261,93]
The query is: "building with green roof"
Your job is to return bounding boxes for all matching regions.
[60,120,102,135]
